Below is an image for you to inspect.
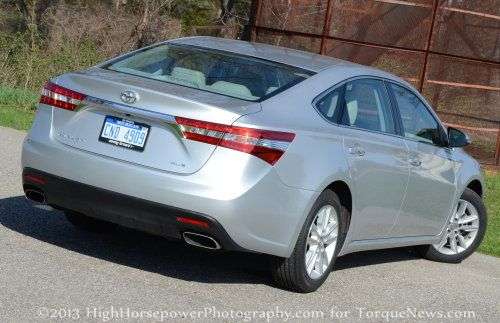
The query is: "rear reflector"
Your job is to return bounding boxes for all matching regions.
[40,82,86,111]
[23,174,46,185]
[175,117,295,165]
[176,216,210,229]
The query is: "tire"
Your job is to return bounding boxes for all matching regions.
[416,188,487,263]
[65,211,117,233]
[271,190,349,293]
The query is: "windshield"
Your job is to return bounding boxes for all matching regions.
[105,44,314,101]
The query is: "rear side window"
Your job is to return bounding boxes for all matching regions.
[105,44,314,101]
[390,83,442,146]
[316,86,344,123]
[340,79,396,134]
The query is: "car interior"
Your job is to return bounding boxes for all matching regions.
[342,81,394,134]
[108,45,308,101]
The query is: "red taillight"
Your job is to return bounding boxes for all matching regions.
[23,174,46,185]
[176,216,210,229]
[175,117,295,165]
[40,82,86,111]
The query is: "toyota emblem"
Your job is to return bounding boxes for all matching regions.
[120,90,139,104]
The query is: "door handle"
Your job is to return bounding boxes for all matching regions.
[348,145,366,157]
[409,158,422,167]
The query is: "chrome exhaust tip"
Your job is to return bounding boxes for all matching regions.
[182,232,221,250]
[24,189,54,211]
[25,189,46,204]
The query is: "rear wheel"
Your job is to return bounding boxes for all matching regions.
[65,211,117,233]
[271,190,348,293]
[416,188,486,263]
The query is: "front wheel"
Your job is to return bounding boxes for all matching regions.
[416,188,487,263]
[271,190,349,293]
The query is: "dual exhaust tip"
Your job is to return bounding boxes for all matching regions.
[182,232,221,250]
[25,188,46,204]
[25,188,221,250]
[24,188,55,211]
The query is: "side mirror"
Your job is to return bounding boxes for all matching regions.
[448,127,471,148]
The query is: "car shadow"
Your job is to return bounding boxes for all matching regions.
[0,196,419,286]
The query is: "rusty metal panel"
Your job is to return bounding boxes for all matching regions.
[422,54,499,164]
[422,54,500,121]
[431,0,500,62]
[255,29,322,52]
[252,0,500,165]
[323,39,425,86]
[257,0,328,35]
[328,0,434,50]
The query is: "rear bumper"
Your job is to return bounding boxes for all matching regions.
[22,168,244,252]
[21,107,317,257]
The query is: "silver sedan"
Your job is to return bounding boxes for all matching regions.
[22,36,487,292]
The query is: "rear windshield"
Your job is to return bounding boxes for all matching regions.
[105,44,314,101]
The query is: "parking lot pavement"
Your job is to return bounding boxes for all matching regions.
[1,126,499,322]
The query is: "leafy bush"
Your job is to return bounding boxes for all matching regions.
[0,86,38,111]
[0,85,38,130]
[0,31,107,91]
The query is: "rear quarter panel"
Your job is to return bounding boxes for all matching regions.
[233,66,388,254]
[243,65,402,192]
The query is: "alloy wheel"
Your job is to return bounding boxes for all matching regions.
[305,205,339,279]
[433,199,480,255]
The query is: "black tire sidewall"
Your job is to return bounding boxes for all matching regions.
[291,190,348,291]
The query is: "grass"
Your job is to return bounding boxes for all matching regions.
[0,84,498,256]
[480,173,500,257]
[0,86,38,130]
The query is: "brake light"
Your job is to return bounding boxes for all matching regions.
[40,82,86,111]
[175,117,295,165]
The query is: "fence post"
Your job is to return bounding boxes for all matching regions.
[496,125,500,166]
[418,0,439,93]
[247,0,260,42]
[320,0,333,55]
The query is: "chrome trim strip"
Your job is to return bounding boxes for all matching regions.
[84,96,177,124]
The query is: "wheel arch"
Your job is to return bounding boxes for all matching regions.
[326,180,352,215]
[466,179,483,197]
[285,177,354,258]
[324,180,353,253]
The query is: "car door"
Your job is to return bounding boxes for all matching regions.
[338,79,410,240]
[387,82,457,237]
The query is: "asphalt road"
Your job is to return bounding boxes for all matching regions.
[0,126,499,323]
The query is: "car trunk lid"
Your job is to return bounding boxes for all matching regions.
[50,69,261,174]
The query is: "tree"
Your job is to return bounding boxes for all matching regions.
[215,0,254,39]
[16,0,38,49]
[128,0,176,49]
[111,0,126,10]
[218,0,235,24]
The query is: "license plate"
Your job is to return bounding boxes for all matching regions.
[99,116,150,151]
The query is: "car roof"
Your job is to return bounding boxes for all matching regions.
[169,36,358,73]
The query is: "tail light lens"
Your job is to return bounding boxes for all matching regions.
[176,216,210,229]
[40,82,86,111]
[175,117,295,165]
[23,174,47,185]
